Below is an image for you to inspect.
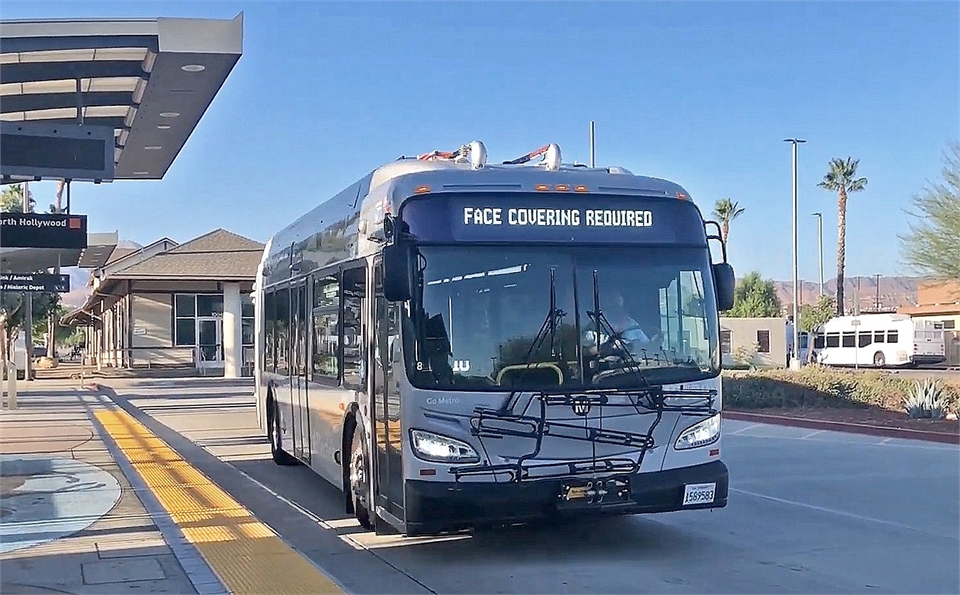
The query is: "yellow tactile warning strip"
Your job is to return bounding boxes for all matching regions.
[95,409,345,595]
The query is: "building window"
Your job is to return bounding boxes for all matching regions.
[241,293,255,347]
[720,330,732,355]
[943,320,956,330]
[756,330,770,353]
[174,294,226,347]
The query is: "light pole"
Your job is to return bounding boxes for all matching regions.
[812,212,824,297]
[875,273,881,311]
[785,138,806,370]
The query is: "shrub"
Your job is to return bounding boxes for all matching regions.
[721,365,960,414]
[903,379,950,419]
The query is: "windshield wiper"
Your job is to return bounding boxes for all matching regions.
[497,267,566,412]
[586,270,652,389]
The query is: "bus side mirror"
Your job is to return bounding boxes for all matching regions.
[713,262,735,311]
[383,241,415,302]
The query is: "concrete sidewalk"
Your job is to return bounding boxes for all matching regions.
[0,380,207,595]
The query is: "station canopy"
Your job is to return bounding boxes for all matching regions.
[0,13,243,182]
[0,14,242,273]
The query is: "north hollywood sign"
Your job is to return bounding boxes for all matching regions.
[0,213,87,249]
[0,273,71,293]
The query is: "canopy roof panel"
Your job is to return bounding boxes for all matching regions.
[0,14,243,181]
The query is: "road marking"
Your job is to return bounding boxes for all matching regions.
[728,423,761,435]
[799,430,824,440]
[95,409,346,595]
[730,488,955,539]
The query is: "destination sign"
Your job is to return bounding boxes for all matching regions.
[0,273,70,293]
[0,213,87,249]
[401,193,706,244]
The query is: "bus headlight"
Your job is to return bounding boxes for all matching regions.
[674,414,721,450]
[410,429,480,463]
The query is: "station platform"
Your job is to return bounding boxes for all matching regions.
[0,379,345,595]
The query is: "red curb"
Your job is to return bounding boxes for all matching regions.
[723,410,960,445]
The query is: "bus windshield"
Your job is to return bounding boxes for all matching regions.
[404,245,720,391]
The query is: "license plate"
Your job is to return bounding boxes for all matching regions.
[682,482,716,506]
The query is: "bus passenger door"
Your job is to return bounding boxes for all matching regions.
[292,281,310,462]
[373,261,404,521]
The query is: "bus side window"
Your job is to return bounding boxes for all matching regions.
[814,334,824,349]
[825,333,840,348]
[858,332,872,348]
[887,330,898,343]
[275,287,291,376]
[312,276,339,380]
[874,331,885,343]
[342,267,365,389]
[841,332,855,348]
[264,290,275,372]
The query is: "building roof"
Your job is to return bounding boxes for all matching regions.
[1,14,243,182]
[106,228,263,280]
[61,228,263,326]
[898,304,960,317]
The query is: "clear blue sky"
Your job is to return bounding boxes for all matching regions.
[3,1,957,283]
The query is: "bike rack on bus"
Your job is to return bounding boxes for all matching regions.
[450,385,717,483]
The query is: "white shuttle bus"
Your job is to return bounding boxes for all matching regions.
[807,313,946,368]
[254,141,736,535]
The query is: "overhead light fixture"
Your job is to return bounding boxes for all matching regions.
[133,171,150,175]
[180,64,205,72]
[157,124,171,130]
[159,112,180,118]
[144,146,162,150]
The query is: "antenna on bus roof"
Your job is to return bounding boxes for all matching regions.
[502,143,562,171]
[416,140,487,169]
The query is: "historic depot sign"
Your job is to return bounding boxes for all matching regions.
[0,213,87,249]
[0,273,71,293]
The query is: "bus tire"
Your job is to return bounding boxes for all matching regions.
[349,424,375,530]
[873,351,886,367]
[269,401,297,466]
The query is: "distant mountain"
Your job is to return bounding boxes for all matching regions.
[770,276,923,314]
[60,267,91,308]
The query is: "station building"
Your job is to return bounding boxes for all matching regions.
[63,229,263,377]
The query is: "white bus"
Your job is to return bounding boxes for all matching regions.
[254,141,736,535]
[804,313,946,368]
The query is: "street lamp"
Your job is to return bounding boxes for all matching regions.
[812,212,824,297]
[785,138,806,370]
[875,273,881,311]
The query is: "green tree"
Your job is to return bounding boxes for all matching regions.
[712,198,745,245]
[725,271,783,317]
[0,292,58,376]
[799,295,837,333]
[0,183,35,213]
[33,302,77,346]
[818,157,868,317]
[899,142,960,288]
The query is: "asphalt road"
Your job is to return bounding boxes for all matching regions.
[110,378,960,594]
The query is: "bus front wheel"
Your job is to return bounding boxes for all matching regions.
[873,352,886,367]
[349,424,375,530]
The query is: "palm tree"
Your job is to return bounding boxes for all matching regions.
[818,157,868,316]
[712,198,745,244]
